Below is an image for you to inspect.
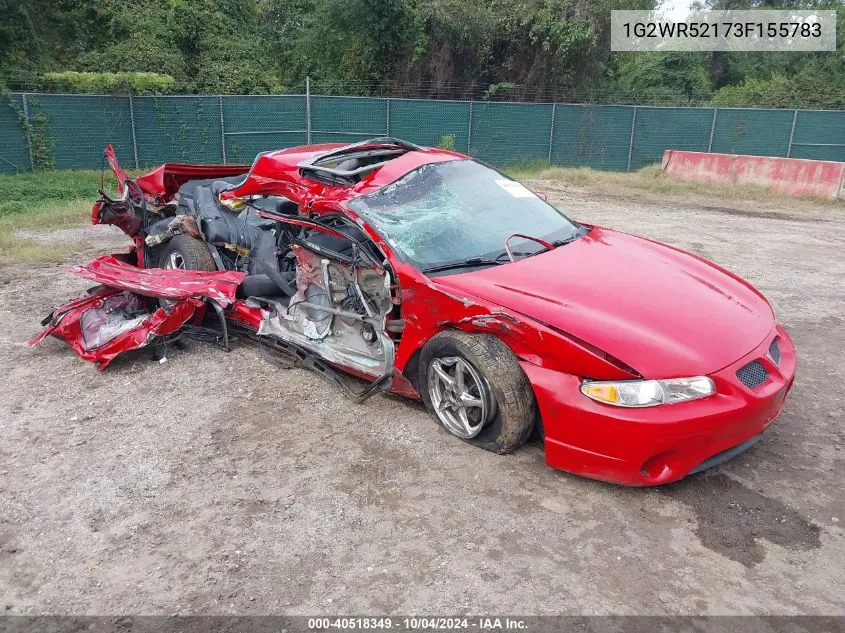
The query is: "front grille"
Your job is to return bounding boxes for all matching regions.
[737,360,769,389]
[768,338,781,365]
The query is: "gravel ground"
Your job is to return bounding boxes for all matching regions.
[0,182,843,615]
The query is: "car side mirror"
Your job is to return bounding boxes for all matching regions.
[535,191,548,202]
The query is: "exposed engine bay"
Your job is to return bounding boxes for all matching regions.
[160,178,397,380]
[41,154,403,400]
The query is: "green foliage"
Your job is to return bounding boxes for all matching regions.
[27,111,55,171]
[438,134,456,150]
[272,0,425,88]
[699,0,845,108]
[41,71,175,95]
[712,70,845,110]
[405,0,654,98]
[612,53,712,105]
[2,92,55,170]
[711,75,795,108]
[0,170,107,217]
[611,0,844,109]
[4,0,286,95]
[0,0,841,108]
[482,83,517,101]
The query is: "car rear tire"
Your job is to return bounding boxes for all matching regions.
[419,330,536,454]
[157,235,216,271]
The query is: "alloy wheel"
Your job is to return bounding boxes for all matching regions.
[427,356,495,438]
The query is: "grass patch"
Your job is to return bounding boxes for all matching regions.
[0,169,124,219]
[0,199,92,231]
[500,158,551,175]
[0,169,129,265]
[0,231,90,267]
[0,200,94,266]
[508,163,845,206]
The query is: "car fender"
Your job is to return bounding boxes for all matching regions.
[396,275,639,384]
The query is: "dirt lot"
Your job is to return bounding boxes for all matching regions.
[0,180,843,615]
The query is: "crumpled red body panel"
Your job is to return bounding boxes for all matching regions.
[135,162,250,201]
[69,255,245,306]
[29,287,200,369]
[31,256,245,368]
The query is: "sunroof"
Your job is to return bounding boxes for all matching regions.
[298,137,421,186]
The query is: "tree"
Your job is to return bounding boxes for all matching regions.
[612,52,712,105]
[0,0,841,106]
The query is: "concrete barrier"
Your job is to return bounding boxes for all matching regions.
[661,150,845,199]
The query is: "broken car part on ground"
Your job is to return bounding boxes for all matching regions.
[32,139,796,485]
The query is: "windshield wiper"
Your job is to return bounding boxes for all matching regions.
[422,257,503,274]
[496,234,582,262]
[495,250,534,261]
[524,235,582,257]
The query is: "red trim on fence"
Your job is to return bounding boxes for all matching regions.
[661,150,845,199]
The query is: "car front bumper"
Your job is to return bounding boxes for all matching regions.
[521,325,796,486]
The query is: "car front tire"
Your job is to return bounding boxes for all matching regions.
[419,330,536,454]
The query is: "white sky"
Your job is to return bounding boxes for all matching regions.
[659,0,697,21]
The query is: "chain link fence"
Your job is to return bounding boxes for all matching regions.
[1,87,843,174]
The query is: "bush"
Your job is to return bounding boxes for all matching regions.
[710,75,795,109]
[438,134,456,151]
[711,73,845,110]
[41,71,175,95]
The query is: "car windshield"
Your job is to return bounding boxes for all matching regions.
[348,160,582,271]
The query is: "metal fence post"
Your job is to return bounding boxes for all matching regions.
[787,109,798,158]
[128,95,139,168]
[386,98,391,136]
[306,76,312,144]
[21,93,34,170]
[467,101,473,154]
[547,103,556,166]
[626,106,637,172]
[707,108,718,153]
[219,96,227,165]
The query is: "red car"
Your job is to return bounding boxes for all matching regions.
[33,138,796,485]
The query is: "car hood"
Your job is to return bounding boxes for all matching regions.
[434,227,774,378]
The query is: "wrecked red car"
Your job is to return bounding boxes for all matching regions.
[33,138,796,485]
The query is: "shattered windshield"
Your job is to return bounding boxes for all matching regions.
[348,160,581,271]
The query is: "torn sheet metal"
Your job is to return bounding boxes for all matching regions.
[30,287,200,369]
[69,255,245,306]
[250,297,395,380]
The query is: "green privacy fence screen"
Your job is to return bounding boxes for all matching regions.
[1,92,843,174]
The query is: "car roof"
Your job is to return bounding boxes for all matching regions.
[220,138,468,203]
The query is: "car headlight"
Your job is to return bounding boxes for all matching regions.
[580,377,715,407]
